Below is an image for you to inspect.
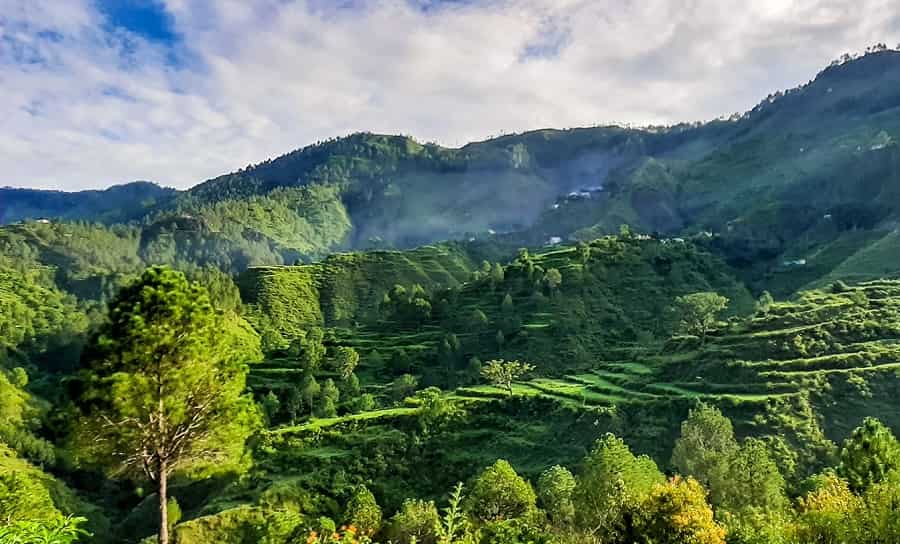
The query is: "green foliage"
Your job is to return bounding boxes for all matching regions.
[8,367,27,388]
[480,360,535,397]
[671,403,739,506]
[75,266,262,479]
[0,264,88,370]
[317,379,341,418]
[792,472,861,544]
[261,391,281,425]
[544,268,562,292]
[755,291,774,315]
[831,280,851,294]
[342,373,362,399]
[301,374,322,415]
[490,263,505,287]
[351,393,376,414]
[334,346,361,380]
[189,265,243,313]
[73,267,261,543]
[241,268,323,350]
[0,471,59,524]
[437,483,471,544]
[166,497,182,531]
[0,515,90,544]
[344,485,382,535]
[466,460,536,523]
[674,292,729,343]
[0,444,104,542]
[387,499,440,544]
[537,465,576,527]
[391,374,419,402]
[0,182,174,224]
[415,387,465,433]
[470,309,489,331]
[291,328,327,372]
[574,433,664,537]
[14,57,900,542]
[722,508,789,544]
[720,438,787,515]
[0,370,54,465]
[494,330,505,352]
[838,417,900,492]
[853,471,900,543]
[476,518,548,544]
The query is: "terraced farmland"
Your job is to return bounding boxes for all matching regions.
[235,251,900,539]
[245,238,900,450]
[456,279,900,441]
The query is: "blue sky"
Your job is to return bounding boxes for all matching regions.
[3,0,900,190]
[97,0,178,44]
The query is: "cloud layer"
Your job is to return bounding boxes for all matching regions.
[2,0,900,190]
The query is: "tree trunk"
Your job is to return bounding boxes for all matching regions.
[158,461,169,544]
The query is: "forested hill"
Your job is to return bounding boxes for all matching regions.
[5,50,900,285]
[0,182,176,225]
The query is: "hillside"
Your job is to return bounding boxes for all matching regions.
[239,236,752,377]
[0,182,176,224]
[239,243,485,348]
[122,243,900,543]
[7,228,900,542]
[8,50,900,544]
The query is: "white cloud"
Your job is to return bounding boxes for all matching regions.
[2,0,899,190]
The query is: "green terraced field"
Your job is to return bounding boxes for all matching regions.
[245,241,900,453]
[432,280,900,441]
[272,407,419,434]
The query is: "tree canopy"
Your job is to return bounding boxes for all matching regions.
[674,292,729,343]
[480,360,535,396]
[73,266,261,544]
[839,417,900,492]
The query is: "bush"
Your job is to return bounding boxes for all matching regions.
[344,485,382,535]
[537,465,576,527]
[387,499,440,544]
[466,460,536,523]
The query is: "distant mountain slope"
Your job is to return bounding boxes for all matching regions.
[4,51,900,290]
[154,51,900,285]
[0,181,176,224]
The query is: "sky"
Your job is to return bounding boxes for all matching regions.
[2,0,900,190]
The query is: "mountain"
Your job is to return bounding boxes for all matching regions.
[211,50,900,294]
[4,51,900,286]
[0,181,176,224]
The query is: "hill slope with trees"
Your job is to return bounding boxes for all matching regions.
[7,48,900,544]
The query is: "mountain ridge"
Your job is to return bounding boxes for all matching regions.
[4,51,900,292]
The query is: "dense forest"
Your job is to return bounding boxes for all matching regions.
[6,50,900,543]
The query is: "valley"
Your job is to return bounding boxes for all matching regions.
[6,50,900,544]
